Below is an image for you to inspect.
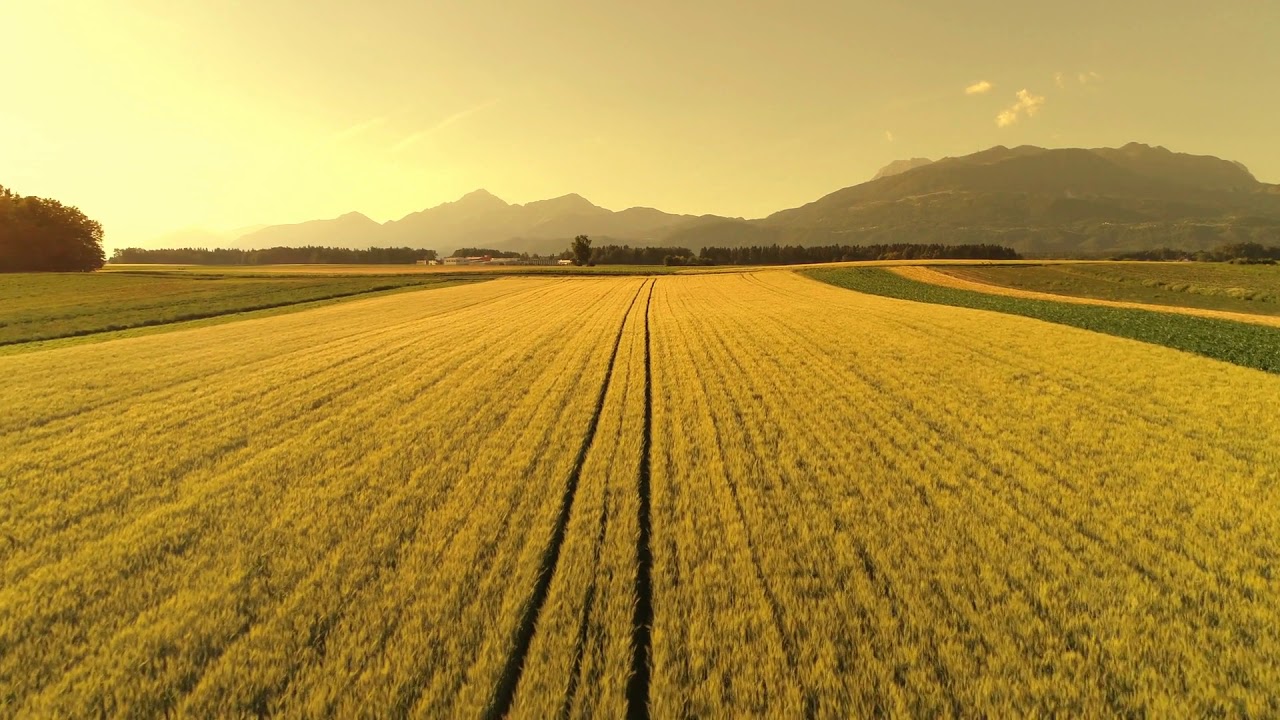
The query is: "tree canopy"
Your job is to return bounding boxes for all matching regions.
[697,243,1021,265]
[589,244,693,265]
[450,247,523,258]
[0,186,105,272]
[1113,243,1280,263]
[571,235,592,266]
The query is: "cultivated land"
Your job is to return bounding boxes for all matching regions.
[0,271,478,345]
[3,270,1279,716]
[102,263,705,277]
[889,266,1280,329]
[810,267,1280,372]
[933,262,1280,317]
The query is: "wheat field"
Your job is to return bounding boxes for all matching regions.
[3,271,1278,717]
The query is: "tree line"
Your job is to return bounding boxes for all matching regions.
[590,244,694,265]
[567,239,1020,266]
[109,246,439,265]
[1,186,105,272]
[1113,242,1280,264]
[450,248,523,258]
[694,243,1021,265]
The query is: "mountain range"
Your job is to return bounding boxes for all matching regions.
[157,143,1280,256]
[221,191,729,256]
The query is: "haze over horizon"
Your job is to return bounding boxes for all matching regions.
[3,0,1277,250]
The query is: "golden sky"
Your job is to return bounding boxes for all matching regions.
[3,1,1277,248]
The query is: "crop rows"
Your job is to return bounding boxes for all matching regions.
[0,271,478,346]
[936,261,1280,316]
[4,270,1280,716]
[807,267,1280,372]
[895,265,1280,329]
[0,277,649,717]
[649,271,1280,716]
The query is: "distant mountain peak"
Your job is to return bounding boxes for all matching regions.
[457,188,507,204]
[201,141,1275,259]
[525,193,601,213]
[759,141,1280,257]
[872,157,934,181]
[1091,142,1258,189]
[1117,141,1172,156]
[542,192,592,205]
[371,188,704,255]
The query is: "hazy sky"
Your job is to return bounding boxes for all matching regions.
[3,1,1277,248]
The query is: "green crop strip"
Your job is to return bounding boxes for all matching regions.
[805,267,1280,374]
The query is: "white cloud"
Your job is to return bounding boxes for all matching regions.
[329,116,388,142]
[884,130,895,143]
[995,89,1046,127]
[393,99,501,152]
[965,80,993,95]
[1078,71,1102,85]
[1054,72,1065,88]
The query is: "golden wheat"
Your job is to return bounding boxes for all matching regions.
[3,270,1278,716]
[648,271,1280,717]
[0,277,642,717]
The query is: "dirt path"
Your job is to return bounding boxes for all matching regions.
[890,266,1280,329]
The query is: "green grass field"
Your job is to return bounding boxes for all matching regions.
[0,272,481,345]
[936,262,1280,316]
[807,267,1280,373]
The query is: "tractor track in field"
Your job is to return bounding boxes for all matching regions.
[486,279,650,720]
[627,279,656,720]
[557,496,609,719]
[558,278,659,720]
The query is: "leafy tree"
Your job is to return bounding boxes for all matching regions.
[571,234,592,266]
[0,186,105,272]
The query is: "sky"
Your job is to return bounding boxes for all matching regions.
[2,0,1278,249]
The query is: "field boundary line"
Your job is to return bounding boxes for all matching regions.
[803,267,1280,374]
[486,278,650,719]
[894,265,1280,328]
[0,279,491,355]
